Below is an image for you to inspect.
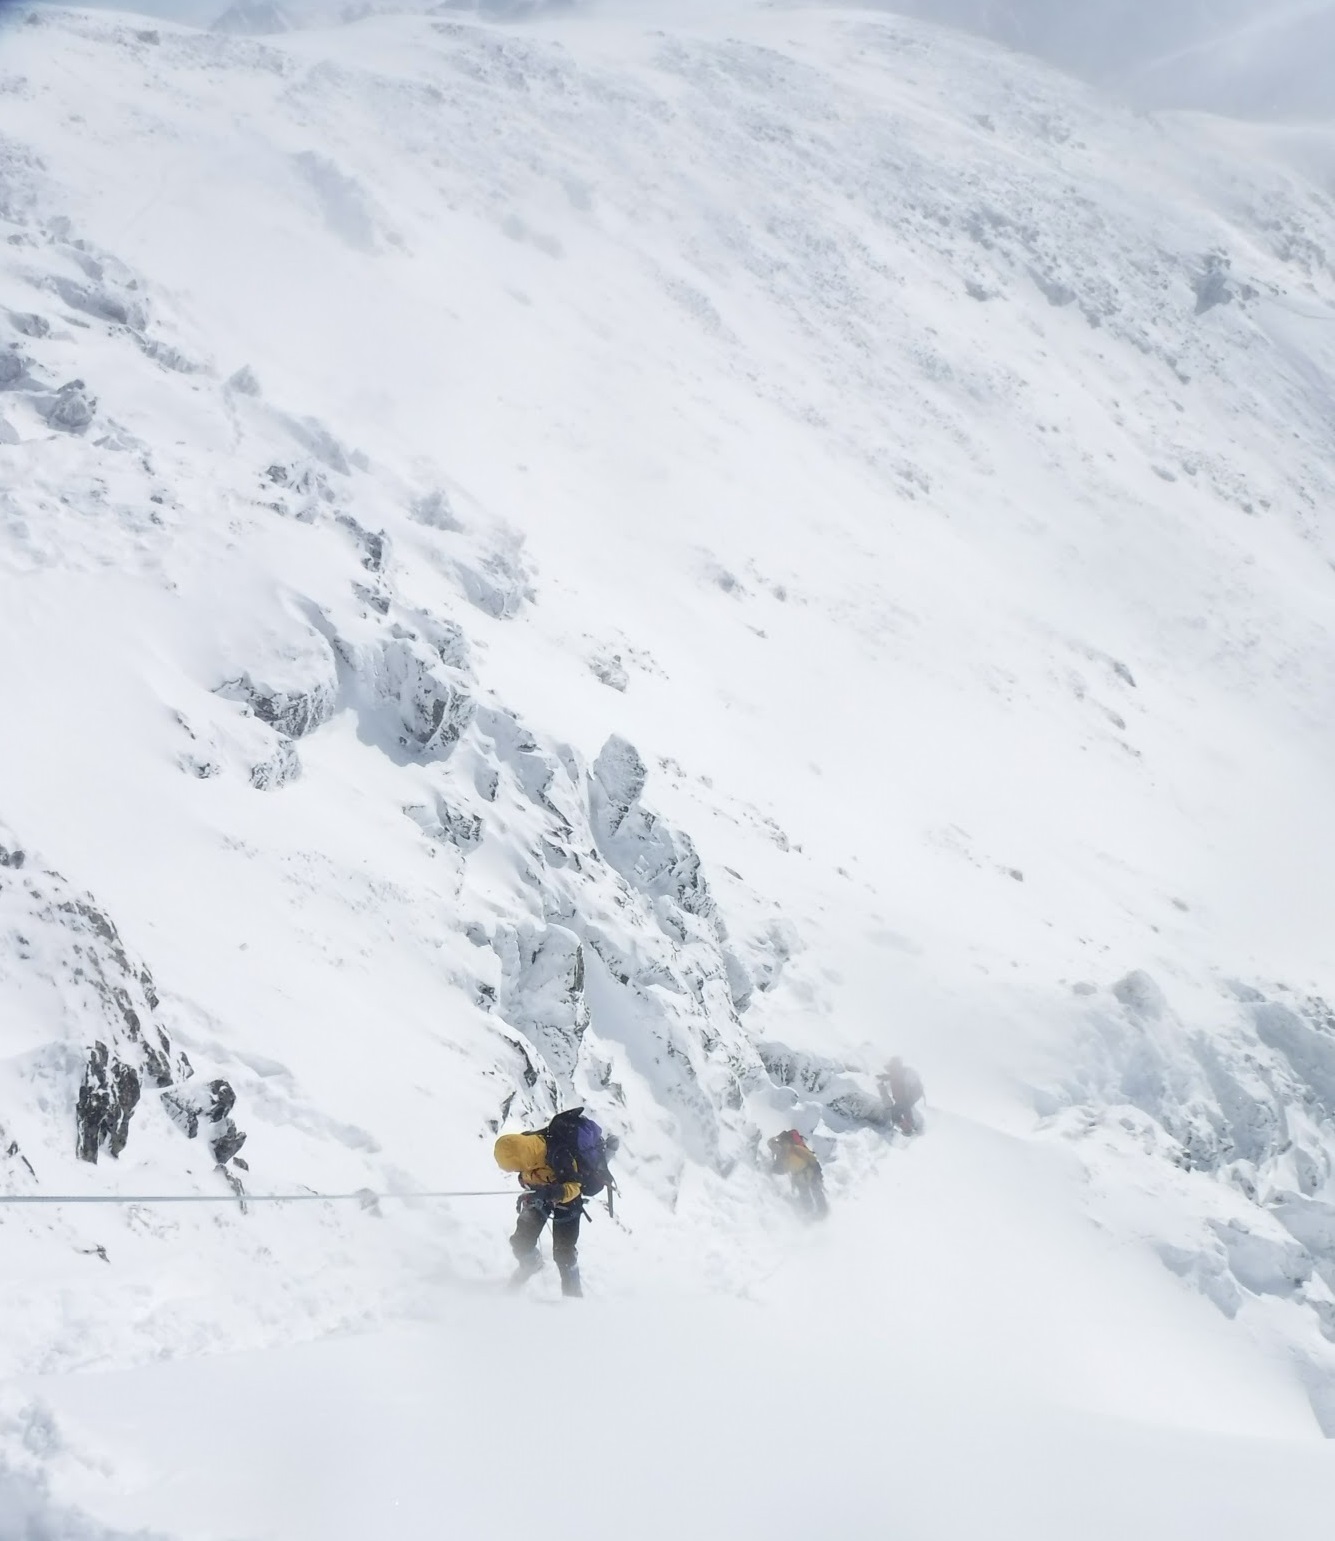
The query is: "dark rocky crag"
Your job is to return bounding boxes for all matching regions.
[0,820,245,1176]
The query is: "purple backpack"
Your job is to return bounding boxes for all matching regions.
[544,1108,618,1209]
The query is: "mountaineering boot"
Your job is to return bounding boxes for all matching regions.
[558,1264,583,1299]
[508,1250,544,1290]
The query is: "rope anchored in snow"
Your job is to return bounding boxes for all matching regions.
[0,1189,515,1206]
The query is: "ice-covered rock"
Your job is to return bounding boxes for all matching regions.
[37,381,95,434]
[404,795,483,853]
[591,735,714,925]
[757,1042,888,1128]
[0,348,29,389]
[591,736,645,837]
[1058,977,1335,1377]
[49,277,145,332]
[249,738,302,790]
[456,557,528,620]
[589,652,629,692]
[7,312,49,340]
[1253,1003,1335,1120]
[363,637,475,755]
[226,364,261,396]
[217,656,338,742]
[410,489,463,532]
[496,922,590,1089]
[1208,1220,1312,1299]
[1156,1242,1242,1318]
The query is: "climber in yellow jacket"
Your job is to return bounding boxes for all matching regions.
[768,1129,828,1219]
[495,1108,617,1298]
[494,1130,582,1205]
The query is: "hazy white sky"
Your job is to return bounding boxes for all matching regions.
[883,0,1335,115]
[38,0,1335,118]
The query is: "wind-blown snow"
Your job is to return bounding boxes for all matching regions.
[2,2,1335,1534]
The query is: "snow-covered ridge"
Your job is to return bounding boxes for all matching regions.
[4,2,1335,1526]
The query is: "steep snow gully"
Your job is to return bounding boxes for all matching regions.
[3,1,1335,1534]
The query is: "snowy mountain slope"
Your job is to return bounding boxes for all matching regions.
[2,1,1335,1532]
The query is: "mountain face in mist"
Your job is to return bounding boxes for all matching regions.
[59,0,1335,117]
[3,3,1335,1534]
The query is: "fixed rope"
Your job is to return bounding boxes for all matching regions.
[0,1189,514,1206]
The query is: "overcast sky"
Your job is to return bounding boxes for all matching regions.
[36,0,1335,119]
[885,0,1335,115]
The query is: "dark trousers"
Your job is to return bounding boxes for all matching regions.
[890,1101,922,1136]
[792,1163,828,1219]
[512,1194,582,1274]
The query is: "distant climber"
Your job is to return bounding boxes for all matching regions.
[879,1056,924,1136]
[494,1107,618,1298]
[768,1129,827,1218]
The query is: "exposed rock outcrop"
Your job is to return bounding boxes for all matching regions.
[75,1042,143,1163]
[217,668,337,741]
[0,821,244,1171]
[37,381,95,434]
[163,1078,247,1165]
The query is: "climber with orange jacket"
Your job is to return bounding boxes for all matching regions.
[768,1128,828,1218]
[494,1107,617,1298]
